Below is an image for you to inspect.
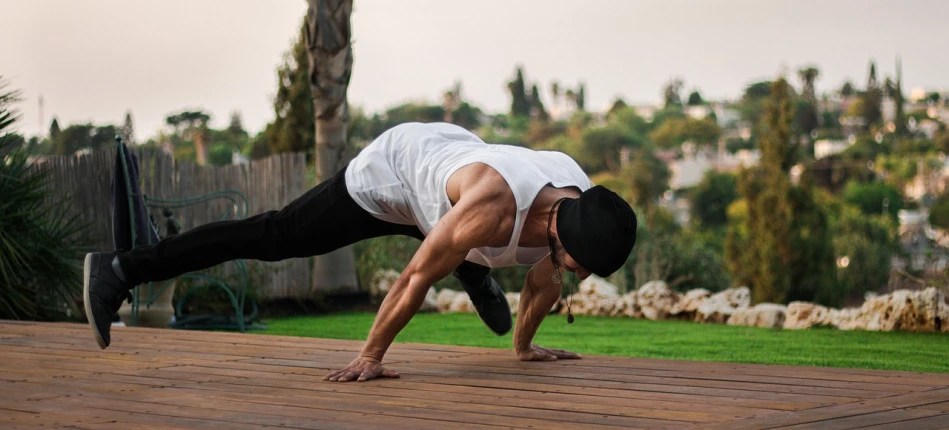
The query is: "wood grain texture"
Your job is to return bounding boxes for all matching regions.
[1,321,947,429]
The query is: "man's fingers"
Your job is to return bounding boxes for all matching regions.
[381,368,400,378]
[325,370,346,381]
[533,350,557,361]
[552,349,581,359]
[357,370,372,382]
[335,370,358,382]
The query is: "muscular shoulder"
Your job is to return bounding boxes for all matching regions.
[446,163,517,248]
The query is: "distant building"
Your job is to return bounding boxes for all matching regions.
[712,105,741,128]
[814,139,851,159]
[685,105,712,120]
[231,151,249,165]
[669,155,712,190]
[633,105,658,122]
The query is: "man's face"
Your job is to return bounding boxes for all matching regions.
[561,252,591,280]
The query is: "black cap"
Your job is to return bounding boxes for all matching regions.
[556,186,637,277]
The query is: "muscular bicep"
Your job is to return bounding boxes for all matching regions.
[402,198,502,287]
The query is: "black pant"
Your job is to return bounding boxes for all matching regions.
[117,166,489,286]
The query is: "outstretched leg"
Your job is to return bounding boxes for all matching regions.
[84,166,413,348]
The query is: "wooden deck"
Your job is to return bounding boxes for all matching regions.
[1,321,948,429]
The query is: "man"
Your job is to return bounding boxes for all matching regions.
[84,122,637,382]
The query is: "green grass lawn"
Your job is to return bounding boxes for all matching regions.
[261,312,949,373]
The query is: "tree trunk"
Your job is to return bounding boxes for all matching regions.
[194,127,208,166]
[305,0,358,293]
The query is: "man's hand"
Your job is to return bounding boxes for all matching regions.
[517,344,581,361]
[324,356,400,382]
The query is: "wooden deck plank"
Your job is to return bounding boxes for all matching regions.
[6,321,946,386]
[856,413,949,430]
[917,401,949,413]
[702,388,949,429]
[1,321,947,429]
[775,408,946,429]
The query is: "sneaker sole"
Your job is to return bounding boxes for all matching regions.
[83,253,108,350]
[475,299,512,336]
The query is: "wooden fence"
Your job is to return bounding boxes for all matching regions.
[32,148,312,300]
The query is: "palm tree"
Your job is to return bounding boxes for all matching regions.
[797,67,820,103]
[442,81,462,123]
[304,0,358,292]
[165,110,211,165]
[0,77,90,320]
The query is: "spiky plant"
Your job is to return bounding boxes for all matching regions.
[0,77,90,320]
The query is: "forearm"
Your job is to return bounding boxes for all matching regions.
[360,274,431,360]
[513,270,561,354]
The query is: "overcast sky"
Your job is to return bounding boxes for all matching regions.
[3,0,948,140]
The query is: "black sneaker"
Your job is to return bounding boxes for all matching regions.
[83,252,132,349]
[454,266,512,336]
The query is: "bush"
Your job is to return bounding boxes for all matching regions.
[0,79,91,320]
[622,226,730,294]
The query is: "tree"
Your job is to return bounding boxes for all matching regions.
[549,81,561,112]
[726,78,834,304]
[743,81,773,100]
[122,111,135,145]
[822,196,896,300]
[305,0,358,292]
[607,98,628,120]
[48,117,61,141]
[686,90,704,106]
[861,60,883,127]
[606,105,649,137]
[166,110,211,165]
[579,125,642,172]
[663,77,684,109]
[529,84,549,122]
[691,170,738,228]
[1,77,90,320]
[622,148,670,227]
[441,81,462,123]
[842,180,903,220]
[839,81,855,97]
[797,67,819,103]
[930,193,949,229]
[227,111,245,136]
[894,57,907,136]
[575,83,586,111]
[54,123,93,155]
[649,117,720,149]
[796,66,820,138]
[507,66,531,118]
[268,20,315,159]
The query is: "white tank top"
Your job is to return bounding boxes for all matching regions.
[345,122,593,268]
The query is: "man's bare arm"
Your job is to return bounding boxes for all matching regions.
[325,183,510,382]
[513,257,581,361]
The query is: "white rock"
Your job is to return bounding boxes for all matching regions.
[828,307,862,330]
[578,276,620,298]
[419,287,439,312]
[670,288,712,320]
[636,281,681,321]
[448,293,475,313]
[370,269,401,298]
[435,289,460,313]
[696,287,750,323]
[783,302,832,329]
[728,303,788,329]
[505,292,521,315]
[851,288,948,332]
[610,292,640,318]
[561,276,620,316]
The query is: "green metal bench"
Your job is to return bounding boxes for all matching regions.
[116,137,259,332]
